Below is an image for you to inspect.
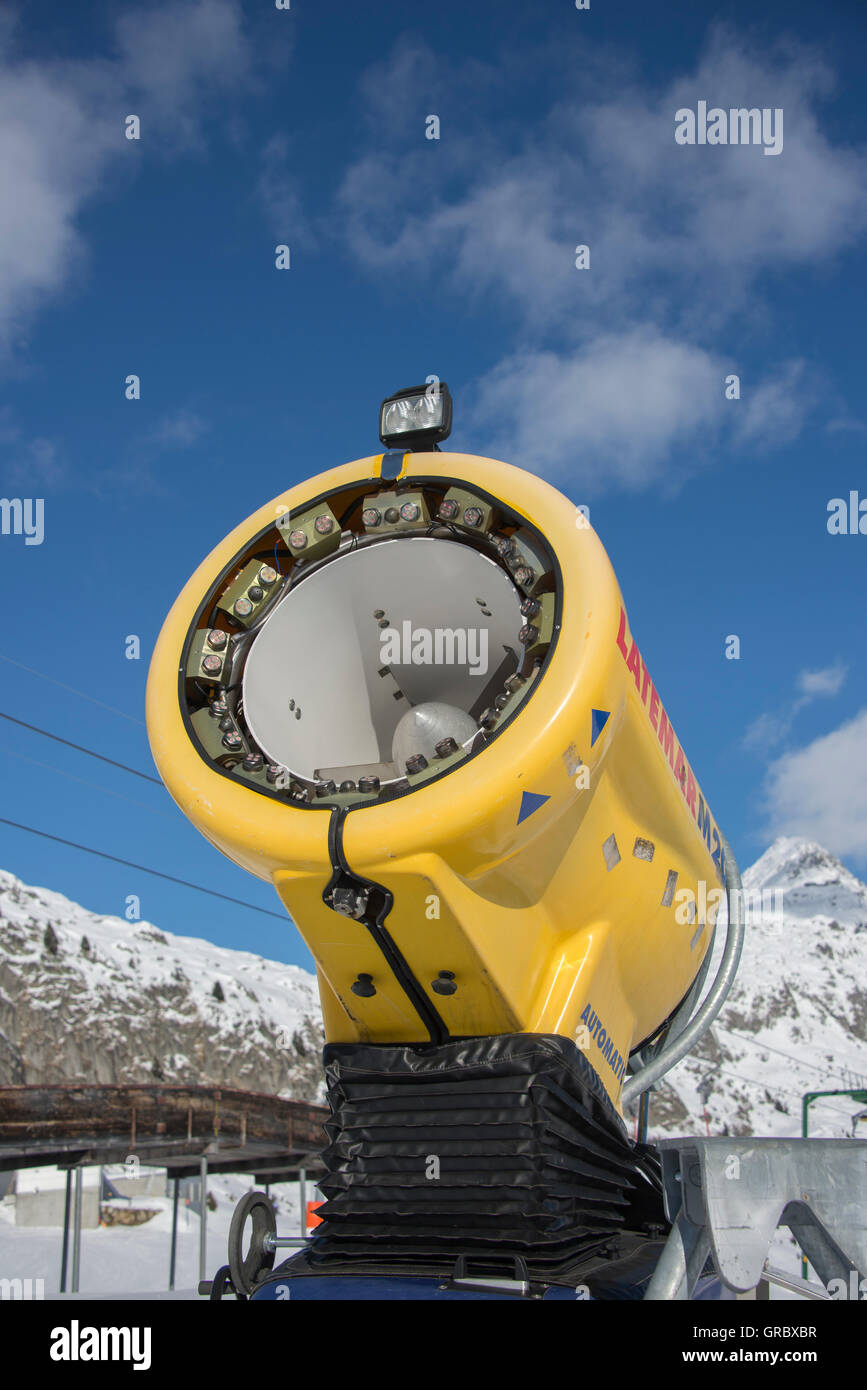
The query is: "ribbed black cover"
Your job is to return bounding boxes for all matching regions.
[304,1033,652,1281]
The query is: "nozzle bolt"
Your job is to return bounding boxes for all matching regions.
[258,565,278,586]
[362,507,381,527]
[221,731,242,750]
[202,654,223,675]
[314,514,334,535]
[520,596,541,618]
[358,775,381,793]
[431,970,457,996]
[315,780,337,798]
[519,624,539,646]
[437,498,459,520]
[288,529,307,550]
[242,752,263,772]
[406,754,428,775]
[206,629,228,650]
[434,737,458,758]
[479,708,497,729]
[233,597,253,619]
[399,501,420,522]
[463,506,484,527]
[513,566,535,589]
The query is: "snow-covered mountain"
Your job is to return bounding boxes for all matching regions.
[1,837,865,1134]
[653,837,867,1140]
[0,870,325,1101]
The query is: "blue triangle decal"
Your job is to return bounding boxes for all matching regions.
[517,791,550,825]
[591,708,610,746]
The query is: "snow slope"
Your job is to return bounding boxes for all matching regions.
[0,870,324,1100]
[655,838,867,1141]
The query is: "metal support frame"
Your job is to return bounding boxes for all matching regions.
[198,1156,208,1286]
[800,1089,867,1279]
[71,1166,83,1293]
[169,1176,180,1291]
[59,1167,72,1293]
[644,1138,867,1300]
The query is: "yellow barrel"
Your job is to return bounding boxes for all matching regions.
[146,450,724,1111]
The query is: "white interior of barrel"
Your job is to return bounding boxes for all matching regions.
[241,536,523,781]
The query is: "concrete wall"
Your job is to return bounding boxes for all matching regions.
[109,1174,167,1198]
[15,1188,100,1229]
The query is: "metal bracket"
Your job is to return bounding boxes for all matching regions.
[645,1137,867,1299]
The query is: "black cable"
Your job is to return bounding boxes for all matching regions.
[0,817,288,922]
[338,495,366,527]
[0,653,145,726]
[0,712,161,786]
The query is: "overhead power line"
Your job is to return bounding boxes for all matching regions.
[0,817,287,923]
[1,746,178,822]
[0,653,145,725]
[0,712,161,785]
[715,1023,864,1091]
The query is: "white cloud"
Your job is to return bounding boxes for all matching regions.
[797,664,847,698]
[0,429,67,490]
[143,408,208,449]
[762,708,867,863]
[338,26,867,484]
[341,27,867,328]
[744,662,847,750]
[114,0,252,148]
[467,328,727,489]
[0,1,253,355]
[731,360,815,451]
[466,335,817,483]
[256,134,312,247]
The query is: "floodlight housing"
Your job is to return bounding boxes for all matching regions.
[379,382,453,451]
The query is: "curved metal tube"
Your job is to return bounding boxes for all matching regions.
[622,836,745,1106]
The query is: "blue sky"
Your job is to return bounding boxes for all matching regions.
[1,0,866,971]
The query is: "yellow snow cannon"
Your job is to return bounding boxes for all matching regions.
[146,382,729,1117]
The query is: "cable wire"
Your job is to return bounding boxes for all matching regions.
[0,712,160,785]
[1,746,177,821]
[0,817,287,922]
[0,654,145,725]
